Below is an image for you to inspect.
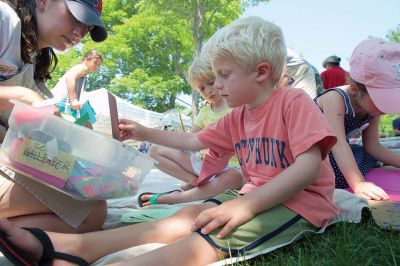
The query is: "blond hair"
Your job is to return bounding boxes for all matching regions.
[187,56,214,88]
[202,16,286,87]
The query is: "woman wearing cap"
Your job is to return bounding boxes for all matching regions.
[314,39,400,201]
[0,0,108,233]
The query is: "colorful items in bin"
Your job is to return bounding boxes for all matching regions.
[66,174,136,200]
[9,137,76,188]
[11,104,56,127]
[67,158,138,199]
[2,100,153,200]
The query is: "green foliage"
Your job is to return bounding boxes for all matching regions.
[387,25,400,43]
[45,0,268,114]
[380,114,399,137]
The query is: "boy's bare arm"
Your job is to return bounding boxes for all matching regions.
[192,144,322,239]
[119,118,207,151]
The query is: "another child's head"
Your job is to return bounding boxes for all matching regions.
[9,0,107,82]
[188,56,221,104]
[349,39,400,115]
[202,17,286,89]
[82,50,103,72]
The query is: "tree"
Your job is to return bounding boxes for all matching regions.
[136,0,269,118]
[46,0,269,116]
[387,25,400,43]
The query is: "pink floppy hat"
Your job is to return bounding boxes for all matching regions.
[349,39,400,114]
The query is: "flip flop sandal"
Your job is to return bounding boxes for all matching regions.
[0,228,89,266]
[138,190,181,207]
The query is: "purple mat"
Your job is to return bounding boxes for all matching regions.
[347,168,400,201]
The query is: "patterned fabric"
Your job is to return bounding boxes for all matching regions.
[314,88,376,188]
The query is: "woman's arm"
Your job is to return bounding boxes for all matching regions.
[0,85,44,111]
[363,116,400,168]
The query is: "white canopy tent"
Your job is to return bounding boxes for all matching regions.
[80,88,192,136]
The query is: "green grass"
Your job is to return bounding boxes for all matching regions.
[233,217,400,266]
[381,114,399,137]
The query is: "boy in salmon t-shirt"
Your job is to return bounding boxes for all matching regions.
[0,16,339,266]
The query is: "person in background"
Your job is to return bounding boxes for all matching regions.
[314,40,400,201]
[0,0,108,233]
[143,55,243,206]
[392,117,400,137]
[51,50,103,118]
[286,48,323,98]
[320,55,348,89]
[0,17,338,266]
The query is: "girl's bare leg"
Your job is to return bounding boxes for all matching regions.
[148,145,197,183]
[141,168,244,205]
[0,203,215,264]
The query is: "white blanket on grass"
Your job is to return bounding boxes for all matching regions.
[93,169,368,266]
[0,169,369,266]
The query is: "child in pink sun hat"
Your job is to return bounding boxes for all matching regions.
[314,39,400,201]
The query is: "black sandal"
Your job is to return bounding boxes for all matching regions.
[0,228,89,266]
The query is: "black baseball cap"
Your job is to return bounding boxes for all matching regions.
[66,0,107,42]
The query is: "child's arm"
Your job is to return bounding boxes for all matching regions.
[0,85,44,111]
[191,124,202,134]
[319,93,388,200]
[119,118,207,151]
[363,116,400,168]
[65,64,87,110]
[192,144,322,239]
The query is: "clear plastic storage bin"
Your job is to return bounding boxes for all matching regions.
[0,100,154,200]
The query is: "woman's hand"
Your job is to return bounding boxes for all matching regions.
[353,181,389,200]
[191,198,255,239]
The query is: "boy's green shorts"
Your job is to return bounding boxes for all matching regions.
[197,190,318,256]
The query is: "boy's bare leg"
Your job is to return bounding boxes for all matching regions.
[148,145,197,183]
[110,234,224,266]
[0,203,215,264]
[141,168,244,205]
[0,184,107,233]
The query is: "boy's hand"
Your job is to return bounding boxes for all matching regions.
[353,181,389,201]
[192,199,255,239]
[119,118,147,141]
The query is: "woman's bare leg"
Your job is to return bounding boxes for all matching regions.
[0,183,107,233]
[0,203,214,264]
[141,168,244,205]
[148,145,197,183]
